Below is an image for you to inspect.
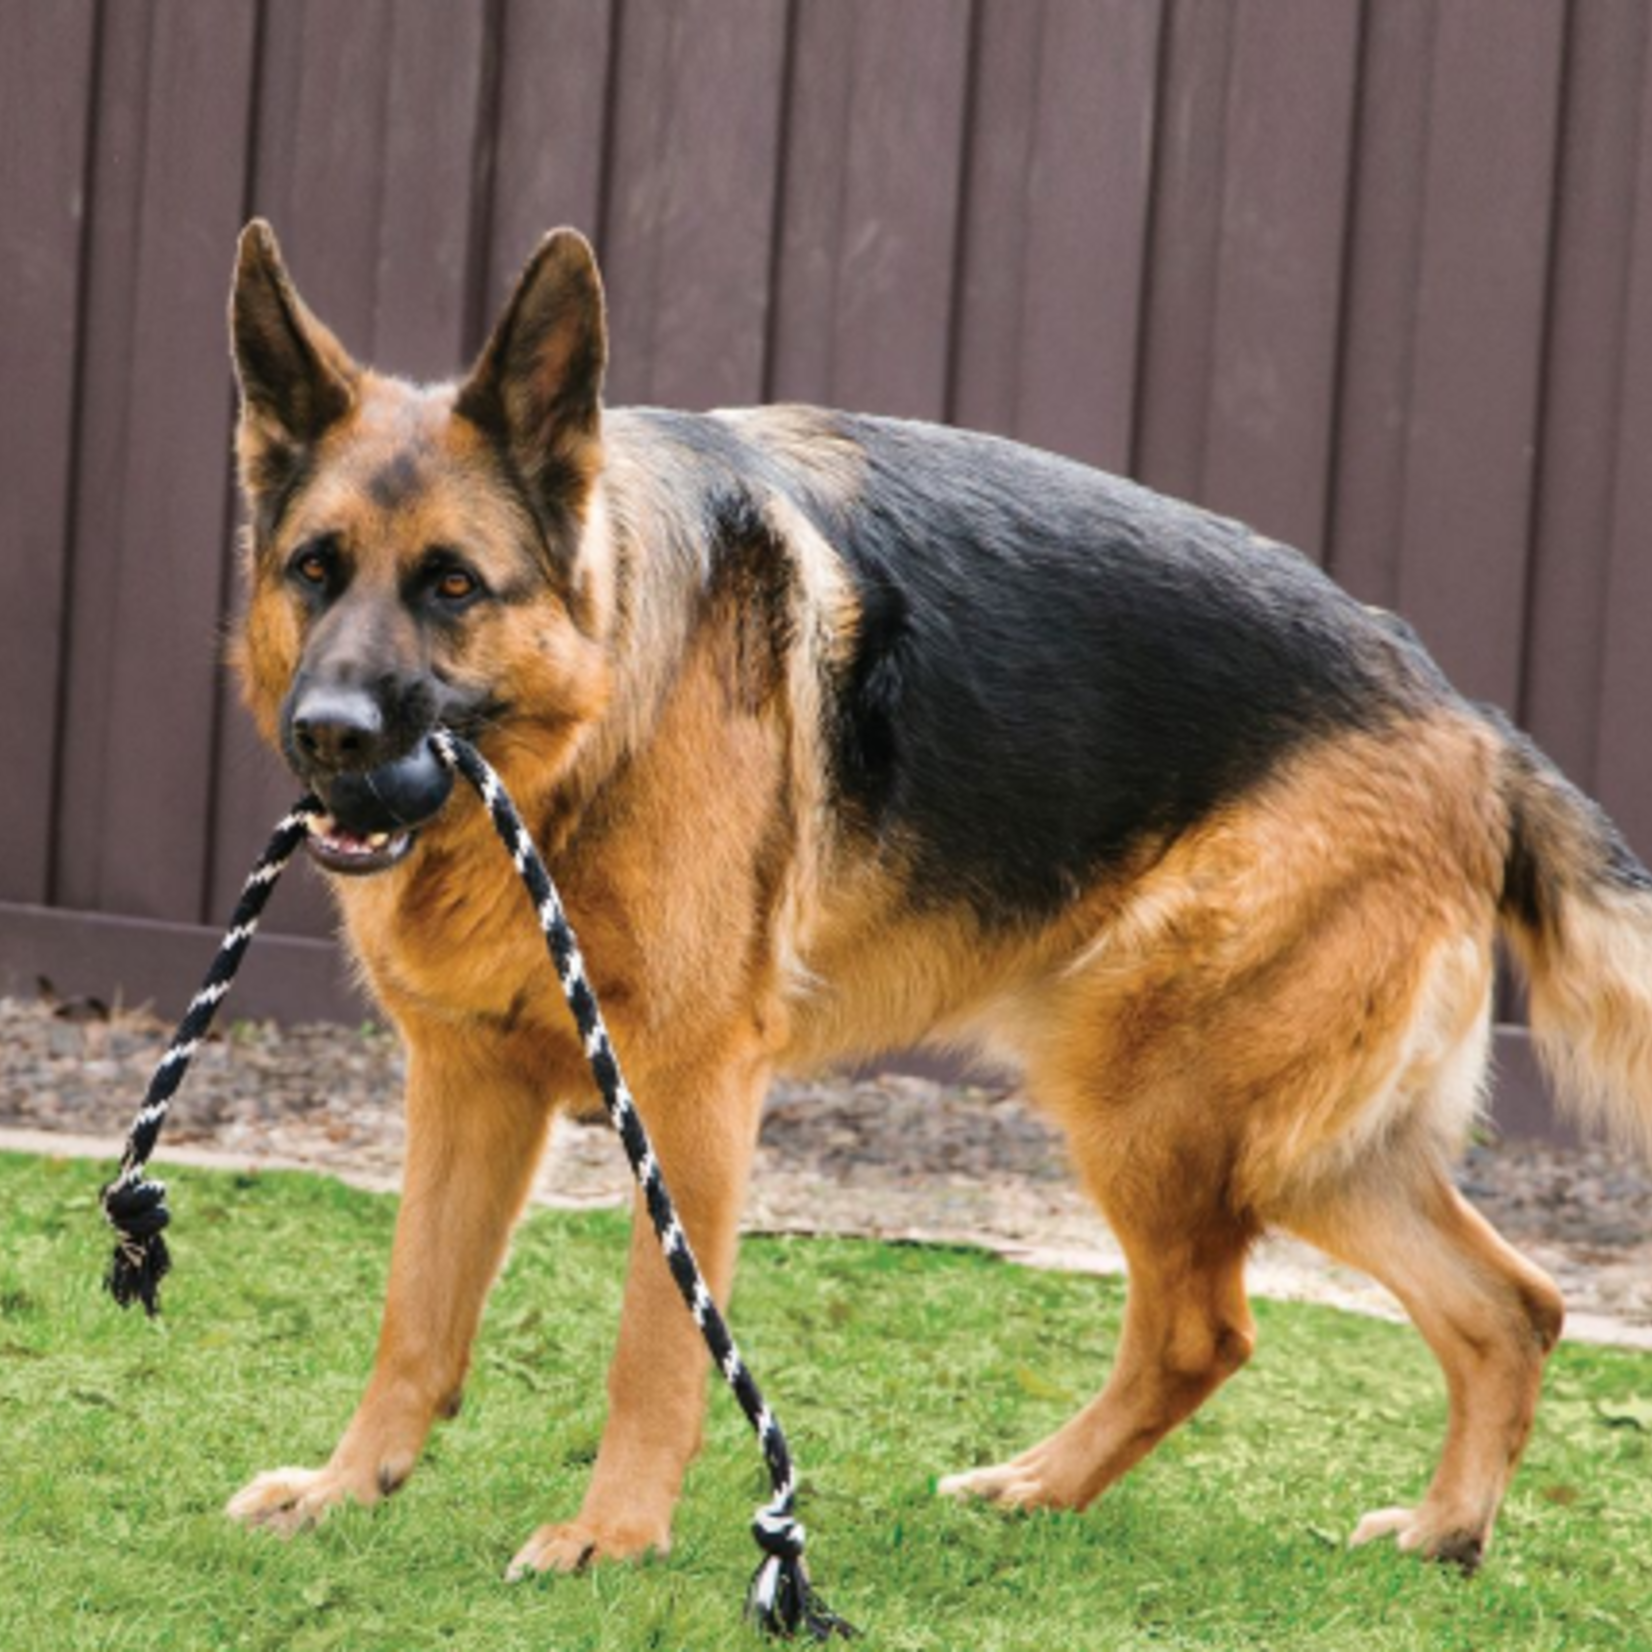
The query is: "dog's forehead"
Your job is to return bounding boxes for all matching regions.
[295,376,519,556]
[340,377,464,493]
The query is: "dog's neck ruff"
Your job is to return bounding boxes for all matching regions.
[99,731,855,1643]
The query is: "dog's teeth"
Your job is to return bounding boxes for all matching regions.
[367,832,390,849]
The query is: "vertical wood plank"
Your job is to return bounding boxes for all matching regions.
[601,0,790,409]
[763,0,855,404]
[770,0,974,418]
[0,0,97,903]
[1326,0,1436,607]
[1521,1,1648,790]
[55,2,259,924]
[949,0,1041,440]
[952,0,1162,472]
[1390,0,1565,709]
[1592,37,1652,861]
[1199,0,1361,556]
[1131,0,1236,501]
[372,0,492,377]
[244,1,395,347]
[49,0,152,913]
[483,0,615,331]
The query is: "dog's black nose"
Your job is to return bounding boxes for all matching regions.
[290,685,384,771]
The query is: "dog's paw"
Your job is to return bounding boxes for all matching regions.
[225,1460,396,1537]
[937,1457,1077,1512]
[505,1516,670,1580]
[1348,1505,1486,1571]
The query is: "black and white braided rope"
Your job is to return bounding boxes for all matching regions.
[101,796,322,1314]
[99,733,854,1641]
[431,731,854,1641]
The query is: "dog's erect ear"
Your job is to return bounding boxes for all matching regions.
[456,229,607,515]
[230,220,356,457]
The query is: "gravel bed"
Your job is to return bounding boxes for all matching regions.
[4,990,1649,1338]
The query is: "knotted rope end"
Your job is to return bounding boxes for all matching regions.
[745,1556,857,1642]
[102,1176,173,1316]
[97,794,315,1319]
[745,1505,857,1641]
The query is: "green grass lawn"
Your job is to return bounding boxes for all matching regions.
[2,1150,1648,1651]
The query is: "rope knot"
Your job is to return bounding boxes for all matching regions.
[746,1492,854,1640]
[752,1502,807,1561]
[102,1176,171,1240]
[101,1175,173,1315]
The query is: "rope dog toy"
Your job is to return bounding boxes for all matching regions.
[100,731,855,1642]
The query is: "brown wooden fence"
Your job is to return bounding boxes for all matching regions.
[4,0,1651,1036]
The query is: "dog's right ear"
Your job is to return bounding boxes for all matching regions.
[230,221,356,512]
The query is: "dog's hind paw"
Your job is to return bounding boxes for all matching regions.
[1348,1505,1486,1571]
[225,1461,396,1536]
[505,1517,669,1580]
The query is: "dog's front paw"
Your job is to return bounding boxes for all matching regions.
[505,1515,671,1580]
[938,1449,1083,1511]
[225,1458,402,1536]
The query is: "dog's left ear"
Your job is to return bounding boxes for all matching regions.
[456,229,607,517]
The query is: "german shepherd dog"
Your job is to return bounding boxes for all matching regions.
[223,220,1652,1578]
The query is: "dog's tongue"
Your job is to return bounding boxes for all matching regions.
[323,741,455,836]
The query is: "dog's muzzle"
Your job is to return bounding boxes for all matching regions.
[285,682,457,875]
[305,740,455,875]
[296,722,455,878]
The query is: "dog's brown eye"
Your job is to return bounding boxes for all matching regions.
[295,552,328,585]
[437,569,477,601]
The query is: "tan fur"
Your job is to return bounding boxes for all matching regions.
[1507,890,1652,1157]
[1490,737,1652,1156]
[715,404,869,506]
[224,223,1617,1580]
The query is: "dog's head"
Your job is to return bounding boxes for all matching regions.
[229,221,613,875]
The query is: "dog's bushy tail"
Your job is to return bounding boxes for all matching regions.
[1496,719,1652,1157]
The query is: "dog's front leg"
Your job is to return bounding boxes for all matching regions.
[507,1046,770,1576]
[227,1030,552,1534]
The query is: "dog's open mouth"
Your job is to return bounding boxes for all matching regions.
[305,815,419,875]
[301,738,455,877]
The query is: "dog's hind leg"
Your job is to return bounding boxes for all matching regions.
[506,1041,771,1578]
[227,1028,554,1534]
[1279,1161,1564,1569]
[941,1140,1257,1512]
